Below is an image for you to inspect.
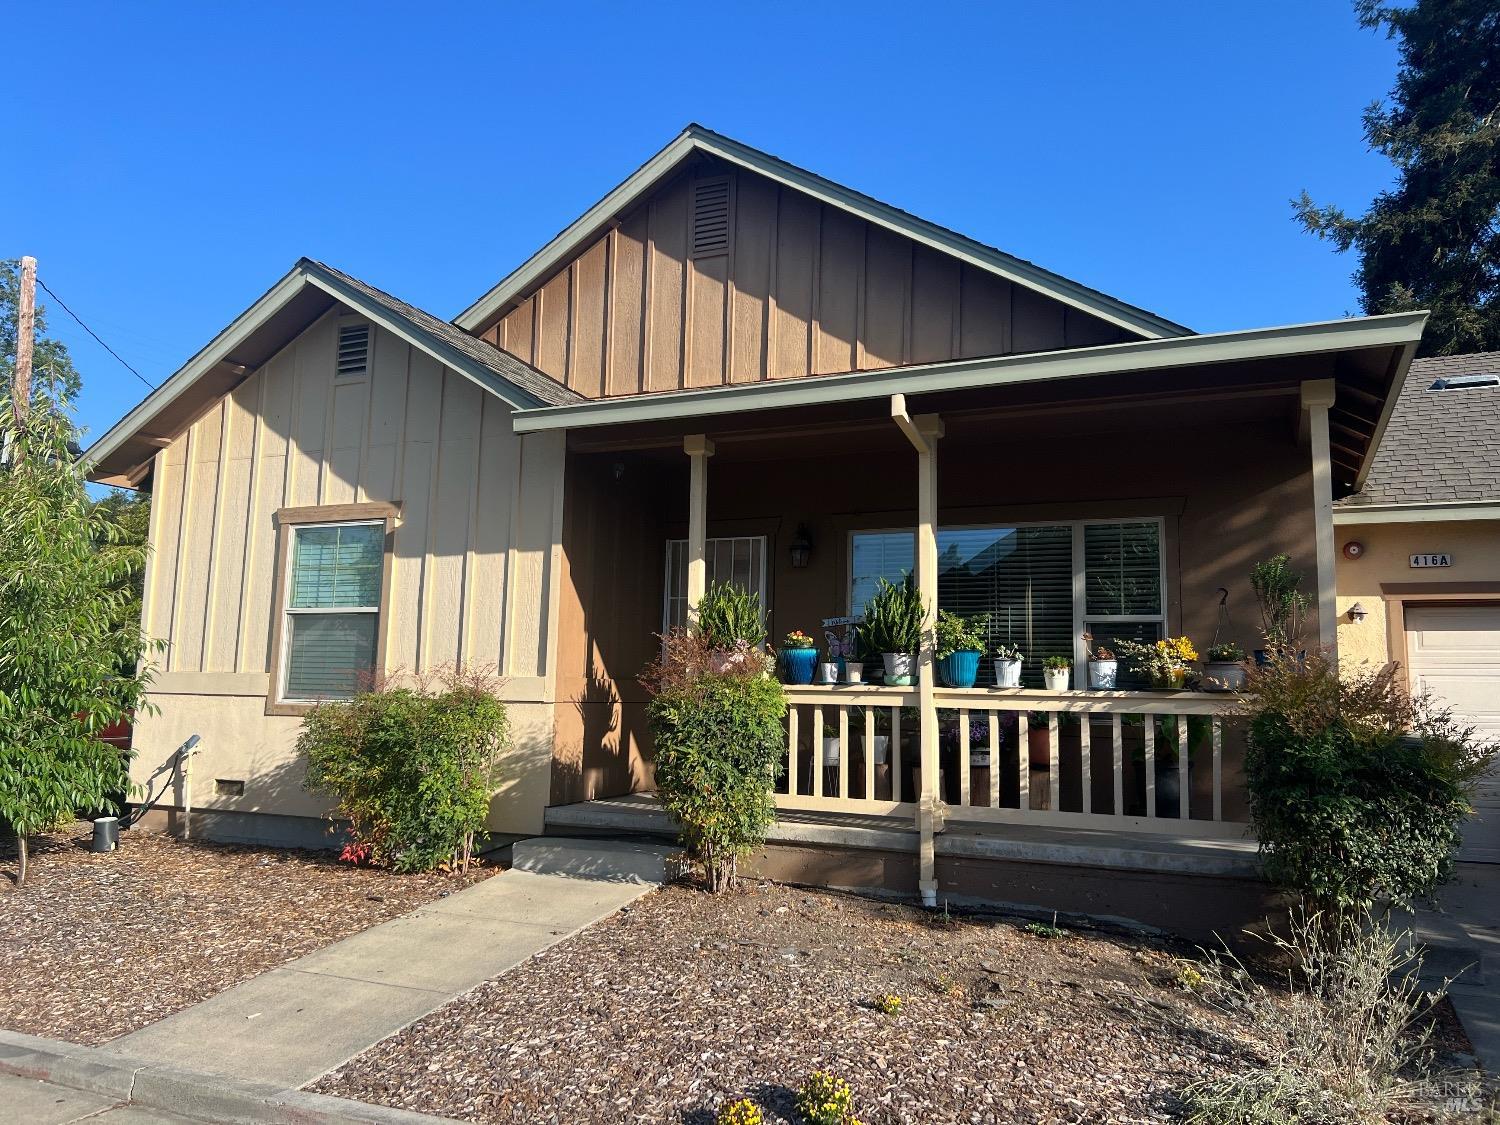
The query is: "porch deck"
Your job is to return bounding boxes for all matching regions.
[544,792,1261,879]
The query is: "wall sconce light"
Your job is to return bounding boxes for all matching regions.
[1347,601,1368,624]
[789,524,813,569]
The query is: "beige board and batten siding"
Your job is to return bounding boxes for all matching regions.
[478,161,1132,398]
[134,308,564,834]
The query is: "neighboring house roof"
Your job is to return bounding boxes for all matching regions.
[86,258,581,487]
[511,309,1427,492]
[453,123,1192,342]
[1338,350,1500,515]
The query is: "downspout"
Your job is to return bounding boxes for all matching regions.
[891,395,944,908]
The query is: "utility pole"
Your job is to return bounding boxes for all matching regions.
[14,255,36,423]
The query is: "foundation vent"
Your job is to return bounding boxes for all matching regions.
[337,323,370,380]
[691,177,731,258]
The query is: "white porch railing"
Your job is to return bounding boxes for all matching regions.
[778,686,1247,839]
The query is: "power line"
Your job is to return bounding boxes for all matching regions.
[34,276,157,391]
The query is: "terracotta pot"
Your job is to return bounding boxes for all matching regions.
[1027,725,1052,769]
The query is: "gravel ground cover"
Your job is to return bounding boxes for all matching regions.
[314,881,1268,1124]
[0,821,490,1045]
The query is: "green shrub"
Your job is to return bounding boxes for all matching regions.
[1250,553,1311,649]
[861,574,925,655]
[642,630,784,893]
[1243,654,1495,915]
[715,1098,763,1125]
[695,581,766,650]
[299,669,509,873]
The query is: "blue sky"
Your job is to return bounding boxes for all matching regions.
[8,1,1398,447]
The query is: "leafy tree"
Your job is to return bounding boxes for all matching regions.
[0,259,82,407]
[0,401,156,885]
[91,489,151,636]
[1296,0,1500,355]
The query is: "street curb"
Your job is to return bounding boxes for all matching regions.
[0,1029,452,1123]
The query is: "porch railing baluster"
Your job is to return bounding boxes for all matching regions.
[1144,714,1156,819]
[1111,713,1124,817]
[891,706,902,804]
[787,705,799,797]
[1080,714,1092,816]
[987,710,999,810]
[1047,712,1060,811]
[1211,718,1223,822]
[838,705,850,801]
[812,704,824,799]
[864,706,876,803]
[959,708,971,807]
[1178,713,1190,820]
[1017,711,1029,811]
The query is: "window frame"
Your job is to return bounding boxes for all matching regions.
[846,516,1168,687]
[662,534,768,634]
[266,502,398,716]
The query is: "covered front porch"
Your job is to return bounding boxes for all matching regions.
[525,318,1420,905]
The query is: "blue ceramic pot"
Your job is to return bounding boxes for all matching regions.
[938,649,982,688]
[783,647,817,685]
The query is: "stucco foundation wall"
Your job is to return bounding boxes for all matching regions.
[1336,518,1500,671]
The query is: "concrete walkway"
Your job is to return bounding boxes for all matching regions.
[105,838,674,1090]
[0,1069,207,1124]
[1429,863,1500,1074]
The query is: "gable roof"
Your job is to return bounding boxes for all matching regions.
[453,124,1193,341]
[1338,350,1500,510]
[86,259,581,487]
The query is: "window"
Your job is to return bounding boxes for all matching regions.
[663,536,766,631]
[848,520,1164,687]
[280,521,384,702]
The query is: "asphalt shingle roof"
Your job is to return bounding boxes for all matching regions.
[305,259,585,408]
[1343,351,1500,506]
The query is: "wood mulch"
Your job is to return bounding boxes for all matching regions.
[313,881,1267,1124]
[0,821,491,1046]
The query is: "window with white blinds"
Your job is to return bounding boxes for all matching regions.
[663,536,767,632]
[281,522,384,701]
[849,520,1164,688]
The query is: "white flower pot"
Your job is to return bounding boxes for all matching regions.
[882,652,914,685]
[993,658,1023,688]
[868,734,889,764]
[1044,667,1071,691]
[1202,662,1247,692]
[817,662,839,685]
[822,736,842,766]
[844,662,864,684]
[1087,659,1118,689]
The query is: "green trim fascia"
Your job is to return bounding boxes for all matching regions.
[510,310,1429,435]
[453,124,1190,341]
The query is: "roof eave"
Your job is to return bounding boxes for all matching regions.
[509,310,1429,435]
[453,124,1190,342]
[1351,330,1424,492]
[1333,499,1500,525]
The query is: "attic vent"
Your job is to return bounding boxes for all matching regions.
[337,323,370,380]
[1429,373,1500,391]
[691,177,731,258]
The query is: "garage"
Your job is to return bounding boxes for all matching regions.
[1406,604,1500,863]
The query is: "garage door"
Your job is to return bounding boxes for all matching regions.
[1406,605,1500,863]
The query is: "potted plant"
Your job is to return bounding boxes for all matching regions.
[822,720,842,767]
[817,652,839,685]
[935,609,988,688]
[695,580,767,673]
[1202,641,1247,692]
[1042,655,1072,691]
[1116,636,1198,690]
[861,575,925,687]
[1250,554,1310,664]
[842,623,865,684]
[992,642,1023,688]
[780,629,818,685]
[1083,633,1117,689]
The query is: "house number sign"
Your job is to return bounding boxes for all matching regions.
[1410,553,1453,568]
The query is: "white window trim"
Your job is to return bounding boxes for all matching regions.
[277,518,384,705]
[846,516,1168,687]
[662,534,768,633]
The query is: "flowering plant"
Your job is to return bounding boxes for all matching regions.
[1082,632,1115,661]
[1116,636,1198,687]
[796,1072,863,1125]
[782,630,816,650]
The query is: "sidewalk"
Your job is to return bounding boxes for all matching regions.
[100,838,674,1090]
[1432,863,1500,1074]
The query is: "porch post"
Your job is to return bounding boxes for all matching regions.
[684,434,715,627]
[1301,380,1338,660]
[892,395,945,908]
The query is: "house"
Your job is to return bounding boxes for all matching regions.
[87,126,1428,935]
[1335,352,1500,862]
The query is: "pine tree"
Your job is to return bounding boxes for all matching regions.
[1296,0,1500,355]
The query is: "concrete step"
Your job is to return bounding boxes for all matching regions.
[509,837,680,885]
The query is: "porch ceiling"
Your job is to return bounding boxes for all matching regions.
[516,312,1425,495]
